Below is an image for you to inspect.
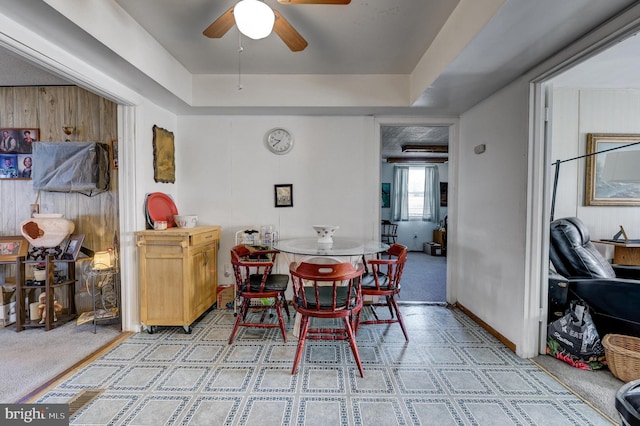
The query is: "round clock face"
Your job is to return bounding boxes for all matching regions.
[265,128,294,155]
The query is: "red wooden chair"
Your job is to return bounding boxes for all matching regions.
[357,243,409,341]
[228,245,290,344]
[289,261,365,377]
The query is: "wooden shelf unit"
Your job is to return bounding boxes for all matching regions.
[15,255,77,331]
[135,226,220,333]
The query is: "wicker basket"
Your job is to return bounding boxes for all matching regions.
[602,334,640,382]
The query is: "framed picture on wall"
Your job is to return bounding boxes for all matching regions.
[440,182,448,207]
[152,125,175,183]
[585,133,640,206]
[0,128,38,154]
[0,154,19,179]
[0,128,38,180]
[274,184,293,208]
[381,183,390,208]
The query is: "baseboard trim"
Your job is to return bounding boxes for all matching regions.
[455,303,516,353]
[398,301,447,306]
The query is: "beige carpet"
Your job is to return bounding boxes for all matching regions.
[532,354,623,422]
[0,320,122,403]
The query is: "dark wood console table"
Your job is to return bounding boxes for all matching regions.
[15,255,77,331]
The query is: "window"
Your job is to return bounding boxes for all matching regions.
[392,165,440,222]
[407,167,425,218]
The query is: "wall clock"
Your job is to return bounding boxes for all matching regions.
[265,128,294,155]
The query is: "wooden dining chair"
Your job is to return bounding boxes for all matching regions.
[228,245,290,344]
[356,243,409,341]
[381,220,398,244]
[289,261,365,377]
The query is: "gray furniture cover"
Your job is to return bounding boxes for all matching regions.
[32,142,109,196]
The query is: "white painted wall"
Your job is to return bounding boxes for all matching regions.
[449,58,640,359]
[456,79,530,354]
[175,115,379,286]
[134,101,179,232]
[551,88,640,246]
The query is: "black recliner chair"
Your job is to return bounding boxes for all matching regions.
[549,217,640,337]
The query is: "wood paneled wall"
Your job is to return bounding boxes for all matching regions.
[0,86,119,310]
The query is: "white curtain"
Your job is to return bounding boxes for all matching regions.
[391,166,409,221]
[422,165,440,223]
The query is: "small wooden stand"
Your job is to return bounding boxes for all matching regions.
[15,255,77,331]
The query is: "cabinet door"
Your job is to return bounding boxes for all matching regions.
[189,243,217,321]
[202,243,217,305]
[140,243,185,325]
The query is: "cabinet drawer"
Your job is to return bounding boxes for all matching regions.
[191,230,219,246]
[142,244,185,257]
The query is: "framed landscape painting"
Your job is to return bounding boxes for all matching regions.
[585,133,640,206]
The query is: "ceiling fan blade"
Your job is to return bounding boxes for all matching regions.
[273,10,308,52]
[277,0,350,4]
[202,6,235,38]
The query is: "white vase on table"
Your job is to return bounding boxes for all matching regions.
[313,225,339,244]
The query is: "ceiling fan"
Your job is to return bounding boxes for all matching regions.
[202,0,350,52]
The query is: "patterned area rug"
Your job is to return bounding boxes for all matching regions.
[36,305,613,425]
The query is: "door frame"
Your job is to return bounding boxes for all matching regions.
[374,116,459,304]
[527,9,640,355]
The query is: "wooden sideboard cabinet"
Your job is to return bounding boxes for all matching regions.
[135,226,220,333]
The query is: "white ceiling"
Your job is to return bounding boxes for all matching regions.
[112,0,640,112]
[113,0,460,76]
[380,126,449,161]
[552,31,640,89]
[1,0,639,158]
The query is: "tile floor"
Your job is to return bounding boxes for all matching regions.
[36,305,613,425]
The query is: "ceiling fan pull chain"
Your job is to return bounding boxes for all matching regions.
[237,33,244,90]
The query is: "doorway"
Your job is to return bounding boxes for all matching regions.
[532,29,640,354]
[377,121,453,303]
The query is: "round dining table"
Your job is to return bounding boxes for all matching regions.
[273,237,389,337]
[273,237,389,259]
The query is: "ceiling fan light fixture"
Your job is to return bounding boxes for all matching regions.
[234,0,275,40]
